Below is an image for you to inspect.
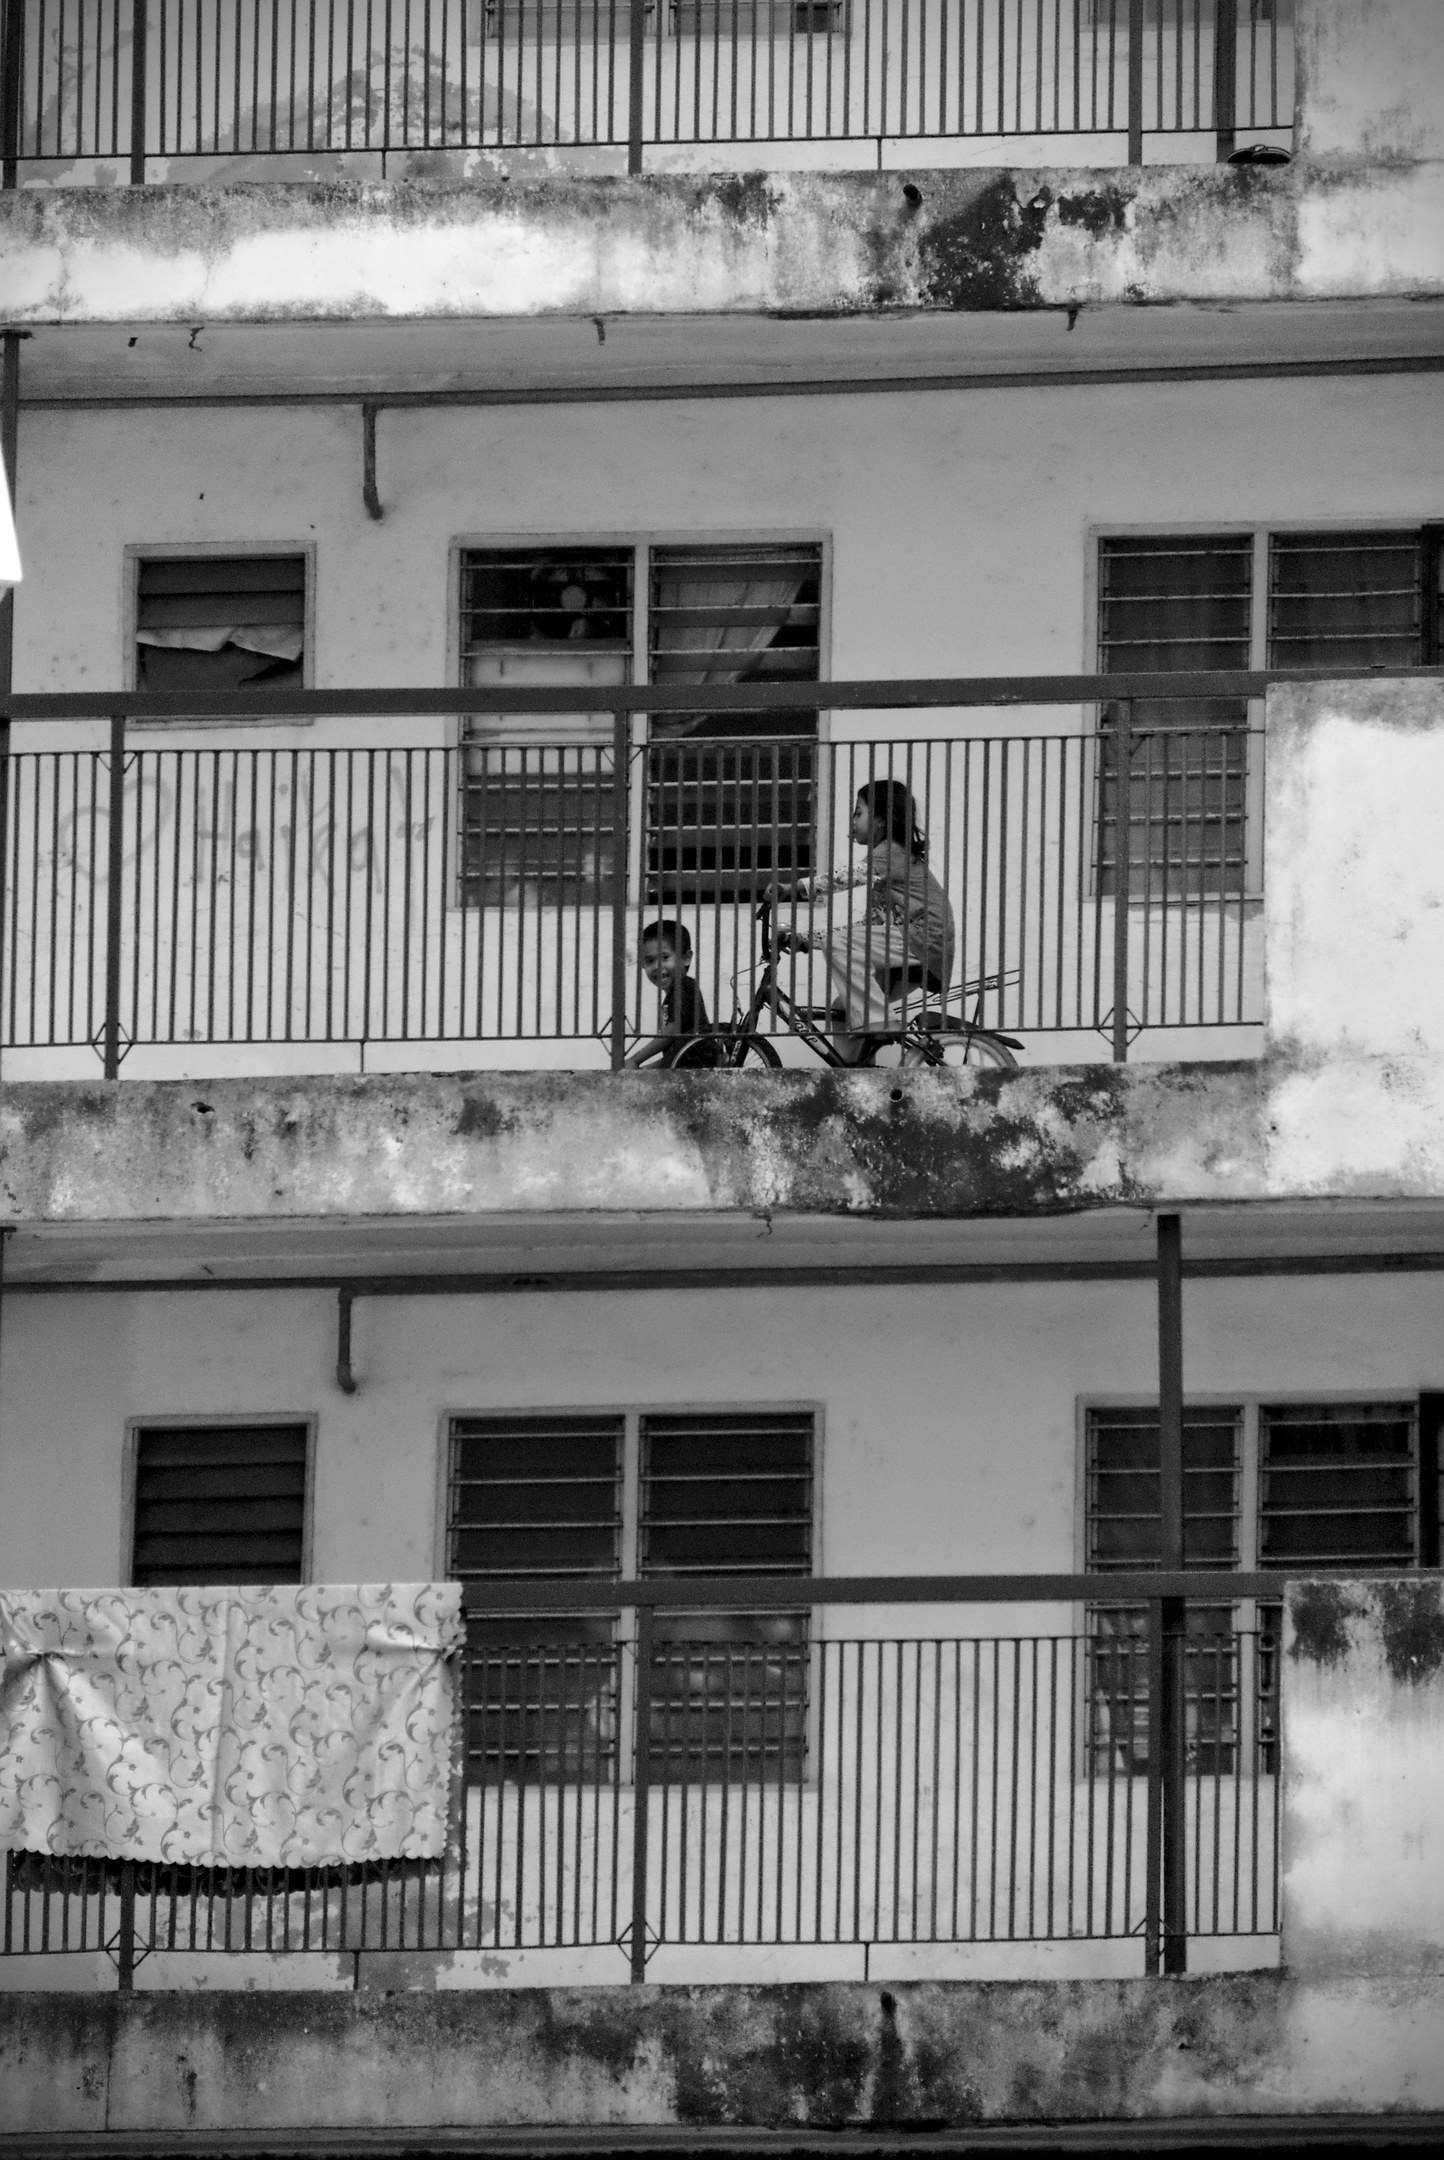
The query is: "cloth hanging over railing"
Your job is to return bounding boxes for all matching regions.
[0,1585,462,1867]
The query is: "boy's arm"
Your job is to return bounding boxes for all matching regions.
[623,1032,674,1068]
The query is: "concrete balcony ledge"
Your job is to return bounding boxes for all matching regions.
[3,1048,1444,1238]
[5,161,1444,331]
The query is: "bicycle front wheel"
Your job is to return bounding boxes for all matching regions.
[669,1033,781,1070]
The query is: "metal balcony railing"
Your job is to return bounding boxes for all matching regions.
[1,1571,1285,1985]
[0,673,1283,1075]
[0,0,1293,180]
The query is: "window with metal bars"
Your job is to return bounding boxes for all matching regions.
[447,1414,623,1784]
[1097,525,1444,897]
[1097,534,1252,900]
[134,555,306,699]
[1258,1402,1418,1571]
[646,543,822,904]
[458,548,633,909]
[129,1423,309,1586]
[1085,1406,1244,1776]
[669,1,845,30]
[641,1411,814,1781]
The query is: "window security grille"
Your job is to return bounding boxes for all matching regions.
[646,543,822,904]
[459,548,634,909]
[640,1411,814,1780]
[1258,1402,1418,1570]
[1097,534,1251,900]
[134,556,306,697]
[130,1423,308,1586]
[448,1414,623,1782]
[669,1,845,30]
[1085,1406,1242,1776]
[1268,532,1425,675]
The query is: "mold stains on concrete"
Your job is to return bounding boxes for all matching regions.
[1053,186,1131,239]
[1288,1580,1360,1668]
[1374,1578,1444,1686]
[914,177,1052,310]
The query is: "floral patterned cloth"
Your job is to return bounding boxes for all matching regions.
[0,1585,462,1866]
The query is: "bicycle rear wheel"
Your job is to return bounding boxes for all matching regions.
[903,1030,1019,1071]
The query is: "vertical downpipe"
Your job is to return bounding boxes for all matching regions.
[103,714,128,1079]
[609,707,629,1070]
[129,0,148,184]
[1110,699,1132,1063]
[1155,1211,1187,1975]
[1126,0,1145,166]
[1213,0,1238,163]
[626,0,646,174]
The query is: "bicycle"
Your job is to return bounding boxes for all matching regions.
[664,900,1022,1072]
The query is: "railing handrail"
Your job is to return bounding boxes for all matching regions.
[2,664,1438,726]
[460,1566,1439,1609]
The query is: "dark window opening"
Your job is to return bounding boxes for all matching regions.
[448,1414,623,1785]
[1259,1402,1417,1570]
[641,1411,813,1782]
[1097,535,1251,900]
[647,544,821,903]
[130,1423,308,1587]
[459,548,633,909]
[135,556,306,698]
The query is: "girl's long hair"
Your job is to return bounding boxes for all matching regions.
[857,779,927,859]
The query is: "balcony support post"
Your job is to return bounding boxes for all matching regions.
[102,714,127,1080]
[1214,0,1238,163]
[610,708,630,1070]
[129,0,148,185]
[1127,0,1145,166]
[627,0,647,176]
[628,1602,654,1981]
[1,0,23,188]
[1152,1210,1188,1975]
[1110,698,1132,1062]
[0,330,19,1079]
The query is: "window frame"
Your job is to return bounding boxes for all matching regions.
[1085,516,1444,906]
[449,531,831,914]
[123,543,317,727]
[122,1413,317,1588]
[437,1399,825,1787]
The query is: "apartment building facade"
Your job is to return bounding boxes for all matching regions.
[2,0,1444,2144]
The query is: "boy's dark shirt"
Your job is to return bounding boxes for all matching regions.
[660,974,724,1066]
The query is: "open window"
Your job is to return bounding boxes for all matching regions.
[134,555,307,698]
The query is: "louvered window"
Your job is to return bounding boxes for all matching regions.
[448,1414,623,1783]
[1268,532,1425,672]
[1259,1403,1417,1570]
[670,1,844,30]
[1085,1406,1241,1775]
[647,544,821,905]
[130,1423,308,1586]
[640,1411,814,1780]
[459,548,633,909]
[1097,535,1252,899]
[135,556,306,697]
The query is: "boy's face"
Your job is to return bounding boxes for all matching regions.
[641,937,685,989]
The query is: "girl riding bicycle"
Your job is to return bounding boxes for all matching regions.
[774,779,957,1063]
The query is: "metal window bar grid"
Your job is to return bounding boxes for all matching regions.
[0,0,1293,173]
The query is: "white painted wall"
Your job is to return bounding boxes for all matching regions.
[14,374,1444,705]
[2,1269,1441,1590]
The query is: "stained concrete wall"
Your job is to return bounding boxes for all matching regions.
[1263,679,1444,1197]
[1297,0,1444,165]
[4,158,1444,326]
[4,1973,1444,2134]
[1282,1576,1444,1981]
